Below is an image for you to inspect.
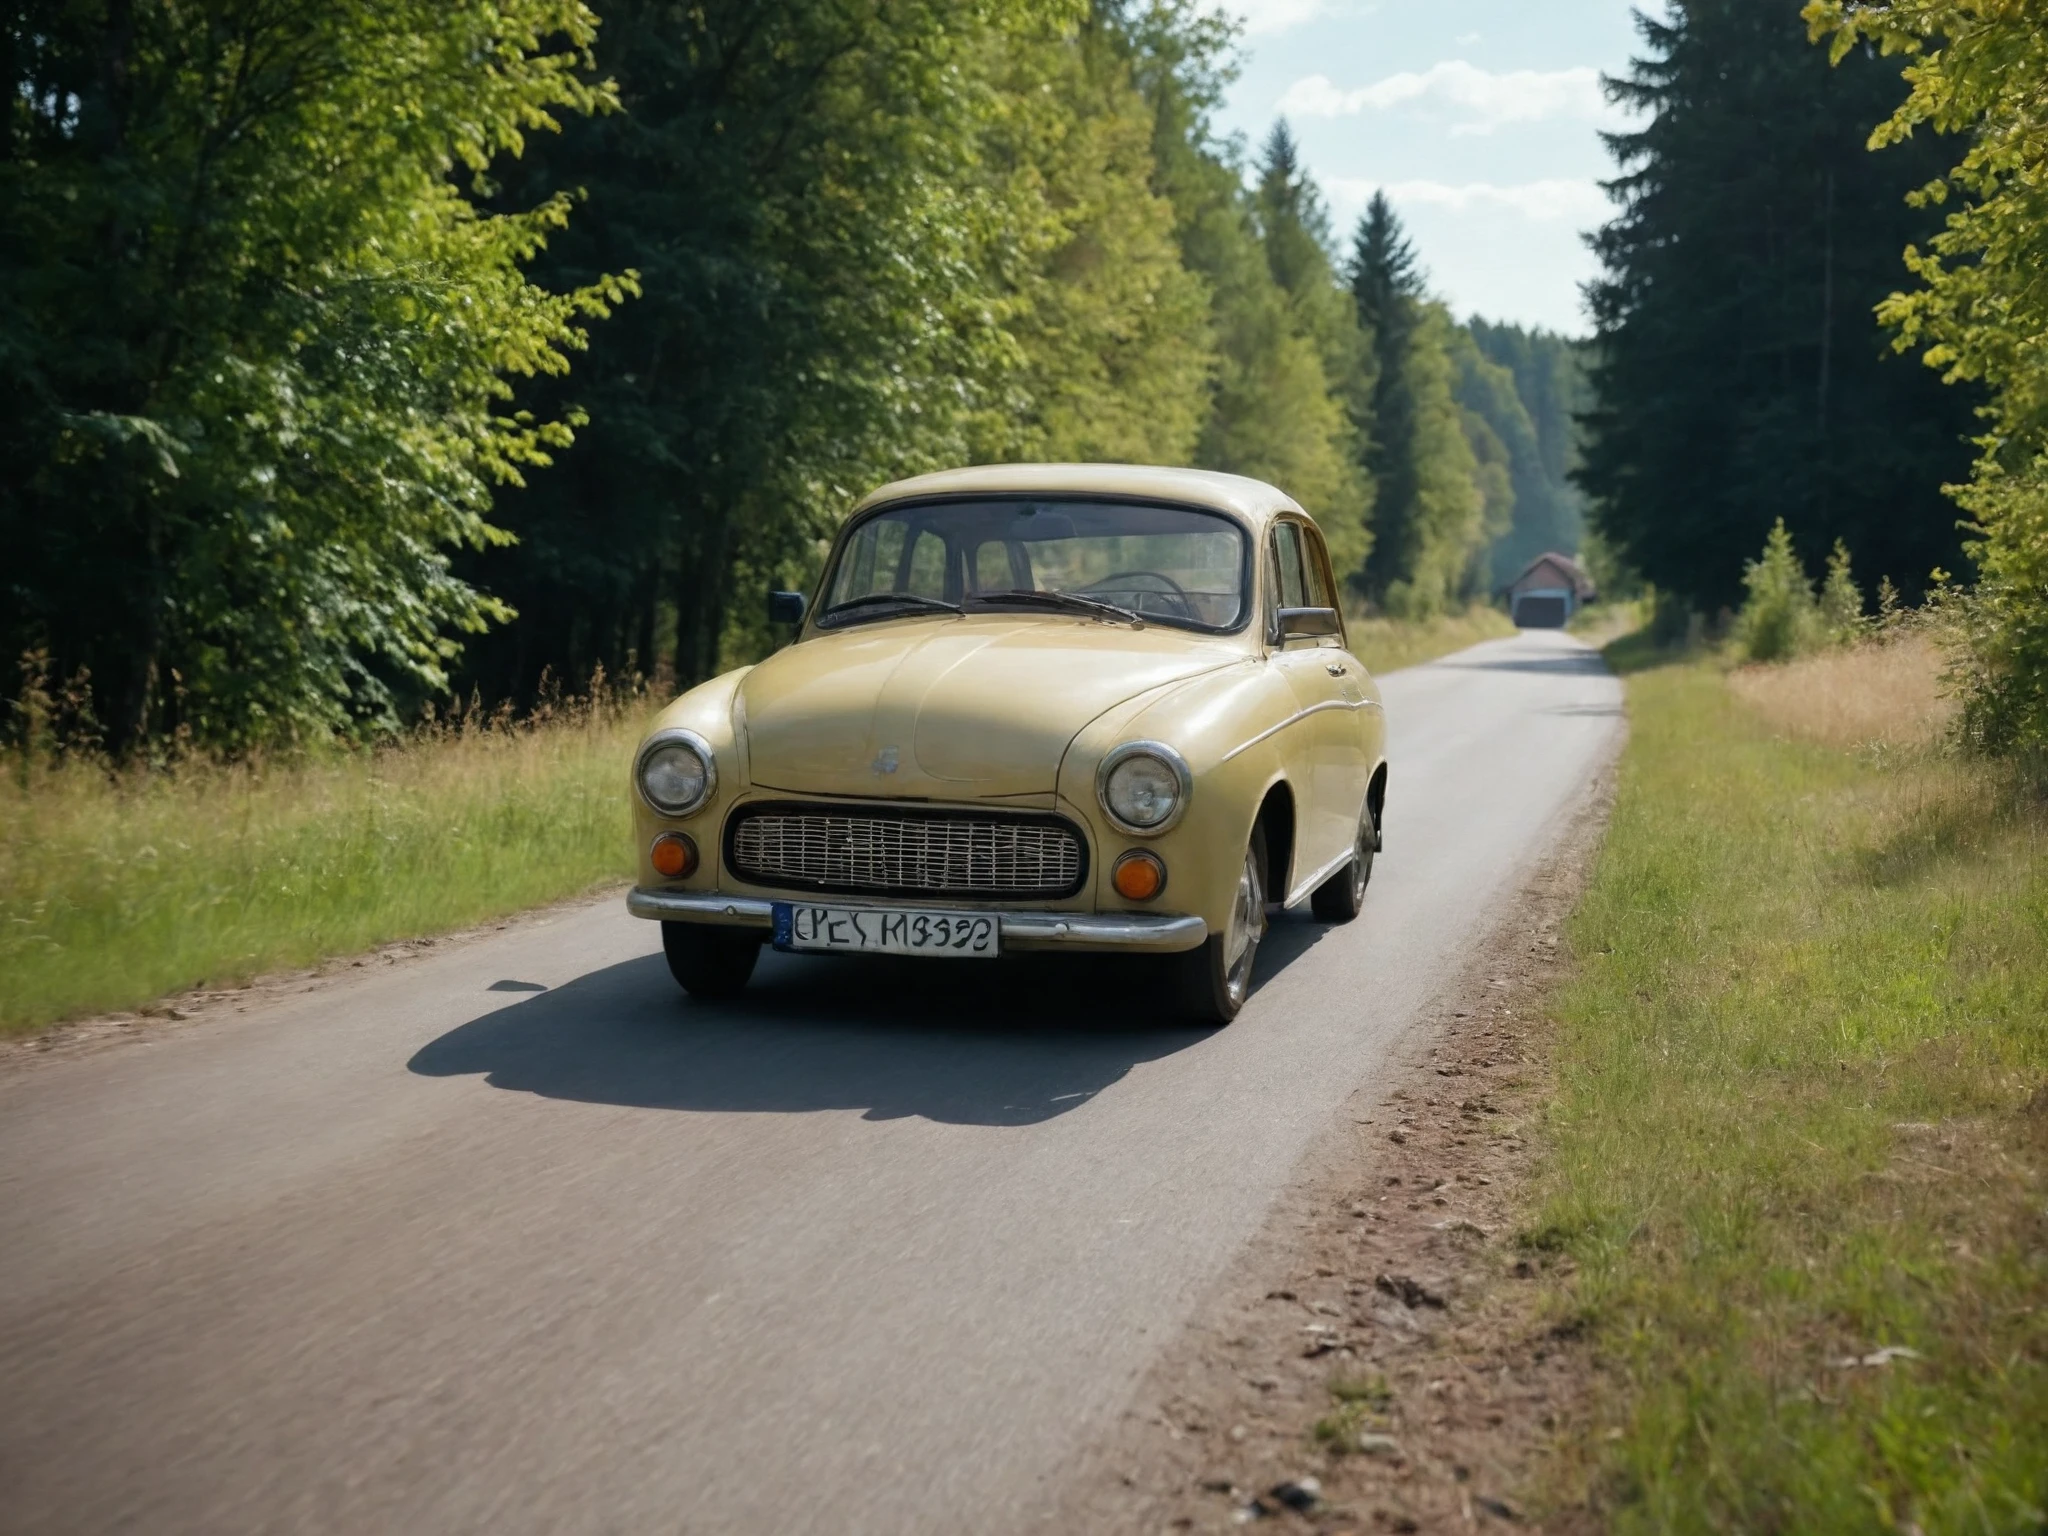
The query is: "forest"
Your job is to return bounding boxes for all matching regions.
[2,0,1582,753]
[4,0,2045,755]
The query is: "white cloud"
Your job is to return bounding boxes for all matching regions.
[1326,177,1610,226]
[1231,0,1336,37]
[1279,60,1610,136]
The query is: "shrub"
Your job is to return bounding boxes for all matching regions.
[1733,520,1823,663]
[1817,538,1866,644]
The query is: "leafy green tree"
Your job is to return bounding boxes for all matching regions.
[1,0,628,750]
[1578,0,1979,616]
[1112,13,1371,580]
[1447,329,1519,586]
[1808,0,2048,752]
[1248,121,1373,576]
[461,0,1079,699]
[1389,305,1488,617]
[977,22,1215,469]
[1467,320,1590,583]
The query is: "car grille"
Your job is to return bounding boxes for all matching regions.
[726,804,1087,899]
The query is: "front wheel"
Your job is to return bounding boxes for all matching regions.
[661,921,761,999]
[1310,801,1376,923]
[1171,827,1268,1025]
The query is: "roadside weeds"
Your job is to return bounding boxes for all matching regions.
[0,692,647,1036]
[1348,606,1520,677]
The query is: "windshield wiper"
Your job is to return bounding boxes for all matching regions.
[822,592,964,621]
[967,588,1144,626]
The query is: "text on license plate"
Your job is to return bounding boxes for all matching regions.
[773,903,999,958]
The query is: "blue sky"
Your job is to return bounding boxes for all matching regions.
[1215,1,1660,335]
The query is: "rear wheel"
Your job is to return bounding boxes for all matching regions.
[1310,800,1376,923]
[661,921,761,999]
[1172,826,1268,1025]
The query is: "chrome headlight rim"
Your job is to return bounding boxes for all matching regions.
[1096,740,1193,837]
[635,728,718,818]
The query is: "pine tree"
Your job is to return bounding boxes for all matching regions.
[1347,196,1482,614]
[1350,195,1425,603]
[1734,519,1822,662]
[1578,0,1979,615]
[1818,539,1864,644]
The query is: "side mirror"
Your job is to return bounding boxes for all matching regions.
[768,589,808,626]
[1274,605,1341,641]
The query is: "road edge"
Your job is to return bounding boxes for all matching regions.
[1052,702,1624,1533]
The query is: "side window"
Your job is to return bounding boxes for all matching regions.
[1300,524,1337,609]
[1272,523,1307,610]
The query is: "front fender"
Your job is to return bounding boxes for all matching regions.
[632,667,755,890]
[1058,660,1304,938]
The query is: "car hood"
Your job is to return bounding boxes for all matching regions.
[738,616,1243,800]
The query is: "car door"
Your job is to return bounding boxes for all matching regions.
[1298,522,1372,858]
[1266,519,1353,888]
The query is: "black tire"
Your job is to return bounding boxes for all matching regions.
[661,921,761,999]
[1172,826,1268,1025]
[1310,801,1377,923]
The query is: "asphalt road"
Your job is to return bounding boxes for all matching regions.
[0,630,1622,1536]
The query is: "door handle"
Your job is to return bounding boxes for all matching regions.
[1326,663,1347,677]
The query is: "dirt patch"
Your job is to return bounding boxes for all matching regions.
[0,883,626,1074]
[1058,771,1616,1535]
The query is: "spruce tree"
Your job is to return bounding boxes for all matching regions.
[1347,195,1484,614]
[1578,0,1979,613]
[1351,195,1426,602]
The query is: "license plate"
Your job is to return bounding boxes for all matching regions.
[772,902,1000,958]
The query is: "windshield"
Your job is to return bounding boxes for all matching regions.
[817,498,1249,632]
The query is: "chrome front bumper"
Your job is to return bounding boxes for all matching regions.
[626,888,1207,954]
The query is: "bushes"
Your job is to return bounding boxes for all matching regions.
[1732,519,1864,663]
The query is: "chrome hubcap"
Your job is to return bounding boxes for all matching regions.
[1223,845,1266,1006]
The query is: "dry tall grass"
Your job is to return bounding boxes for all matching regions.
[1726,633,1956,752]
[1,688,651,1033]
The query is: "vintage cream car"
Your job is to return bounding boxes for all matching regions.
[626,464,1388,1024]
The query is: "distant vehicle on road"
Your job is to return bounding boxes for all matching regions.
[626,464,1389,1024]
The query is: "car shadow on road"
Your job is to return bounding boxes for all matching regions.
[407,939,1308,1127]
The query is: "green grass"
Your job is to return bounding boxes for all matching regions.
[1348,602,1519,674]
[0,699,646,1033]
[1536,648,2048,1531]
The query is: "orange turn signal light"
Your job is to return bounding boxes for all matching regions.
[650,832,698,879]
[1111,849,1166,902]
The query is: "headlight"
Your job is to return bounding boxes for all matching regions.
[1097,741,1192,835]
[636,729,717,817]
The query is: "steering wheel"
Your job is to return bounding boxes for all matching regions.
[1081,570,1196,620]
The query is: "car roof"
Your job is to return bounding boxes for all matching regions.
[850,463,1306,527]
